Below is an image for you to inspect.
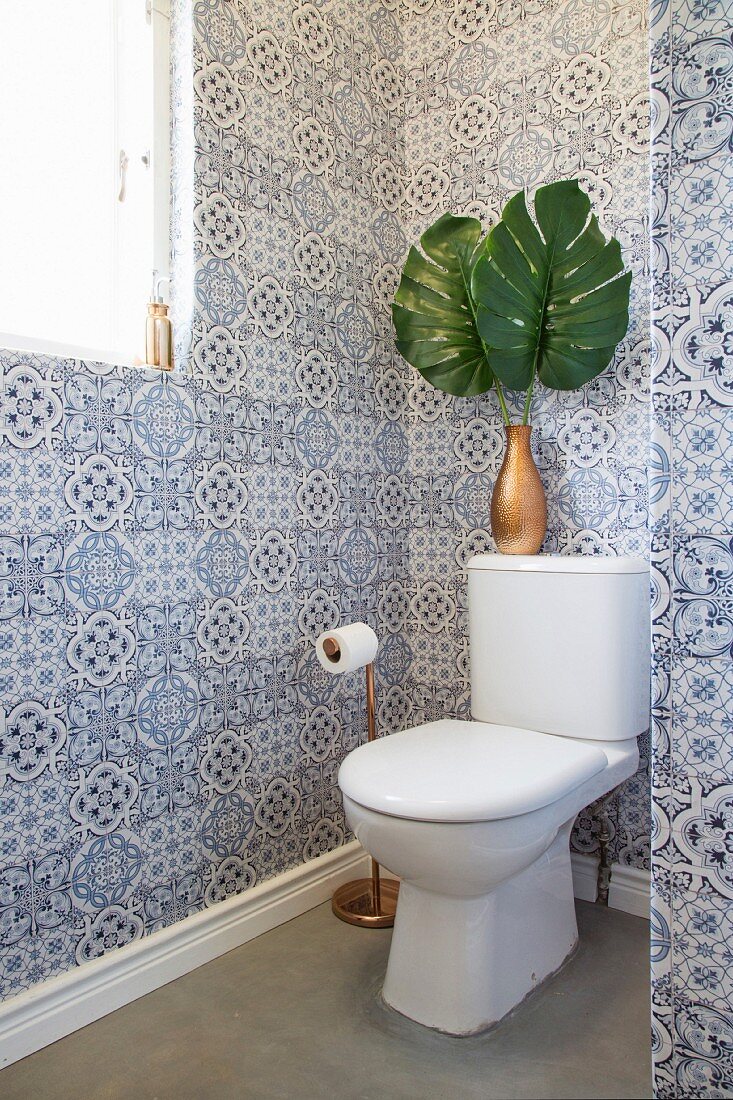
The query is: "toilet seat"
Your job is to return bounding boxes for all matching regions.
[338,719,607,823]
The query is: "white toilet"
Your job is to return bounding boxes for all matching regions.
[338,555,649,1035]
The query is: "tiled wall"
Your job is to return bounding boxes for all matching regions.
[0,0,409,1000]
[0,0,654,1004]
[396,0,652,868]
[650,0,733,1095]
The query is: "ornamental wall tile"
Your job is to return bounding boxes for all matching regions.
[672,878,733,1016]
[0,923,76,1001]
[672,660,733,785]
[672,535,733,659]
[673,407,733,533]
[0,356,64,452]
[0,617,68,708]
[0,447,66,536]
[674,780,733,902]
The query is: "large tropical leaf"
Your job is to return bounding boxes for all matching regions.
[472,180,631,391]
[392,212,494,397]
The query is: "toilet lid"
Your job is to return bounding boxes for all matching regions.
[338,720,608,822]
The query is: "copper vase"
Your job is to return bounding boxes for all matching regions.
[491,425,547,555]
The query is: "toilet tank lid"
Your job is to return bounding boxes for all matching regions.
[467,554,648,574]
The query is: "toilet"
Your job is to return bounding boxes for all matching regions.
[338,555,649,1035]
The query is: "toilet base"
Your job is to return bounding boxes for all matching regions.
[382,825,578,1035]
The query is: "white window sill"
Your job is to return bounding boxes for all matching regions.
[0,332,167,373]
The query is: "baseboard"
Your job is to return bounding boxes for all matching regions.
[571,851,602,903]
[0,844,649,1070]
[571,852,650,919]
[0,841,370,1070]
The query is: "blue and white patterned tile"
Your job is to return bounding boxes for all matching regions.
[673,878,733,1015]
[142,871,205,934]
[63,366,134,461]
[194,389,248,464]
[0,353,65,454]
[66,682,138,769]
[0,923,77,1001]
[132,377,197,537]
[132,452,196,534]
[0,693,67,791]
[139,807,204,888]
[672,996,733,1098]
[203,854,256,907]
[68,757,140,837]
[0,447,66,535]
[200,726,252,797]
[669,29,733,171]
[137,737,200,823]
[136,601,198,681]
[192,325,247,396]
[0,774,74,862]
[66,607,137,691]
[651,1005,677,1100]
[64,530,137,612]
[133,530,202,604]
[199,659,251,737]
[614,755,652,868]
[672,659,733,783]
[247,467,298,531]
[673,407,733,533]
[0,532,65,622]
[671,282,733,406]
[670,154,733,293]
[137,672,199,749]
[673,780,733,903]
[672,535,733,659]
[195,528,250,598]
[648,0,733,1086]
[0,617,68,707]
[202,790,258,863]
[69,829,144,914]
[672,0,732,37]
[64,451,134,535]
[74,901,144,964]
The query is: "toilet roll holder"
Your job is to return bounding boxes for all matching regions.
[322,636,399,928]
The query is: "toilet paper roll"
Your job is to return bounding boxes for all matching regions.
[316,622,378,675]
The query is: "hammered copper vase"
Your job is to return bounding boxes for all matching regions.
[491,425,547,555]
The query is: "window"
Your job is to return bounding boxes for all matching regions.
[0,0,170,364]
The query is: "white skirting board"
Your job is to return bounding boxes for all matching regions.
[0,841,371,1071]
[0,844,649,1070]
[571,852,650,918]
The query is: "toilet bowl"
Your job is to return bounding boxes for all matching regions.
[337,555,650,1035]
[341,720,638,1033]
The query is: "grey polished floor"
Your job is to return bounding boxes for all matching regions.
[0,899,651,1100]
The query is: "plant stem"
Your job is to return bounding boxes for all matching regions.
[521,381,534,425]
[494,380,511,426]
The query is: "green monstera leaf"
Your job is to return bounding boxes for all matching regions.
[472,179,631,392]
[392,212,494,397]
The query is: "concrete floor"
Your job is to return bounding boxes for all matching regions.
[0,900,651,1100]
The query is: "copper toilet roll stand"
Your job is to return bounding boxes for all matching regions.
[323,638,399,928]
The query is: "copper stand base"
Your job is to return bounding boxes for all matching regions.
[332,878,400,928]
